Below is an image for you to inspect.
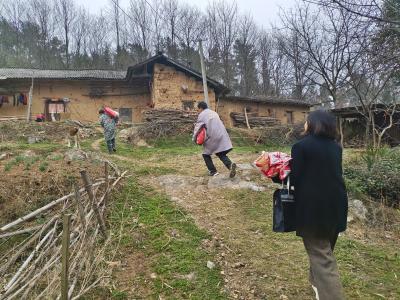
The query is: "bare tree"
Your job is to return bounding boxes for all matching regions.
[27,0,55,68]
[178,4,205,66]
[72,7,89,58]
[275,30,315,100]
[88,11,110,63]
[151,0,163,53]
[162,0,180,58]
[234,14,259,96]
[304,0,399,26]
[282,5,362,104]
[1,0,27,60]
[345,39,399,148]
[129,0,152,57]
[206,0,239,88]
[109,0,122,54]
[258,31,274,96]
[56,0,76,68]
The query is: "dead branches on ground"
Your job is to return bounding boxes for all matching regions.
[0,163,127,299]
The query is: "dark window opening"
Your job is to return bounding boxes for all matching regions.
[119,107,133,122]
[182,100,195,111]
[286,111,294,124]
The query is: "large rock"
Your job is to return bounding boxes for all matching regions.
[118,127,149,147]
[208,174,265,192]
[158,175,206,191]
[348,199,368,222]
[27,136,42,144]
[64,149,87,162]
[157,174,265,193]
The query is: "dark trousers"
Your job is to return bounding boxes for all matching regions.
[202,149,232,173]
[106,138,116,153]
[302,233,344,300]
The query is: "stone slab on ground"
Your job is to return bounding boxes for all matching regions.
[157,174,265,193]
[236,163,255,170]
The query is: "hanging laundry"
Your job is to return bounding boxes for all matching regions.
[0,96,9,107]
[17,93,27,105]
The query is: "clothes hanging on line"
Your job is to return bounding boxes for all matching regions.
[0,96,10,107]
[18,93,27,105]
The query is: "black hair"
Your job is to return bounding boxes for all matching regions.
[305,110,337,139]
[197,101,208,110]
[99,109,105,114]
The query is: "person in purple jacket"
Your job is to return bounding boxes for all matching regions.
[193,101,236,177]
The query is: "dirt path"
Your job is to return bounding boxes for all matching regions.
[150,169,312,300]
[91,140,400,299]
[91,138,137,163]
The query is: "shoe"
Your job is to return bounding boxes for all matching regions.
[229,163,237,178]
[209,171,219,177]
[312,285,319,300]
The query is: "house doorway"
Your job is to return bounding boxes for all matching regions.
[44,99,66,121]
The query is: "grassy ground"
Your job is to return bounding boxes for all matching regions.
[1,132,398,299]
[84,136,400,300]
[101,179,226,299]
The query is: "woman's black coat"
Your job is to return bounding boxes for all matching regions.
[290,134,348,238]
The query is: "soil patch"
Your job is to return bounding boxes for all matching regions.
[0,149,105,224]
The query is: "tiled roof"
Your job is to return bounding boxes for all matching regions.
[0,69,127,80]
[222,95,311,107]
[126,53,229,94]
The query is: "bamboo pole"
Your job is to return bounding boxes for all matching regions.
[74,184,86,228]
[61,214,71,300]
[0,215,58,275]
[0,225,42,239]
[80,170,107,238]
[244,107,251,129]
[26,78,34,122]
[339,117,344,148]
[104,162,109,208]
[4,226,55,293]
[198,40,209,105]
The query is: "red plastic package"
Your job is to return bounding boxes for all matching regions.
[196,127,206,145]
[254,151,292,180]
[104,106,118,118]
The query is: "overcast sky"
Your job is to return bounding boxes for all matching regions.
[82,0,299,29]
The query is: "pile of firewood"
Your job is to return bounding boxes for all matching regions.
[230,112,280,128]
[143,109,197,123]
[0,161,127,299]
[139,109,197,139]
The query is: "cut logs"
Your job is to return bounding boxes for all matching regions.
[137,109,198,139]
[143,109,198,123]
[230,112,280,128]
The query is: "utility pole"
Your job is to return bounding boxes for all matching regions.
[26,78,34,122]
[198,40,209,106]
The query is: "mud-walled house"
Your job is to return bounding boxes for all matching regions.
[218,95,311,128]
[0,53,227,123]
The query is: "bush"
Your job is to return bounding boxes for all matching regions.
[344,148,400,207]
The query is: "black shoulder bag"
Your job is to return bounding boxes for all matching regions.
[272,177,296,232]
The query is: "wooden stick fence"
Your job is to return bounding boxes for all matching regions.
[0,162,127,299]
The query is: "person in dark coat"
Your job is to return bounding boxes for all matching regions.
[289,110,348,300]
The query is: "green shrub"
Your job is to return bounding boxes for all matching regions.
[39,161,49,172]
[344,148,400,207]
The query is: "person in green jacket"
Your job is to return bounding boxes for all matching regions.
[99,109,118,154]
